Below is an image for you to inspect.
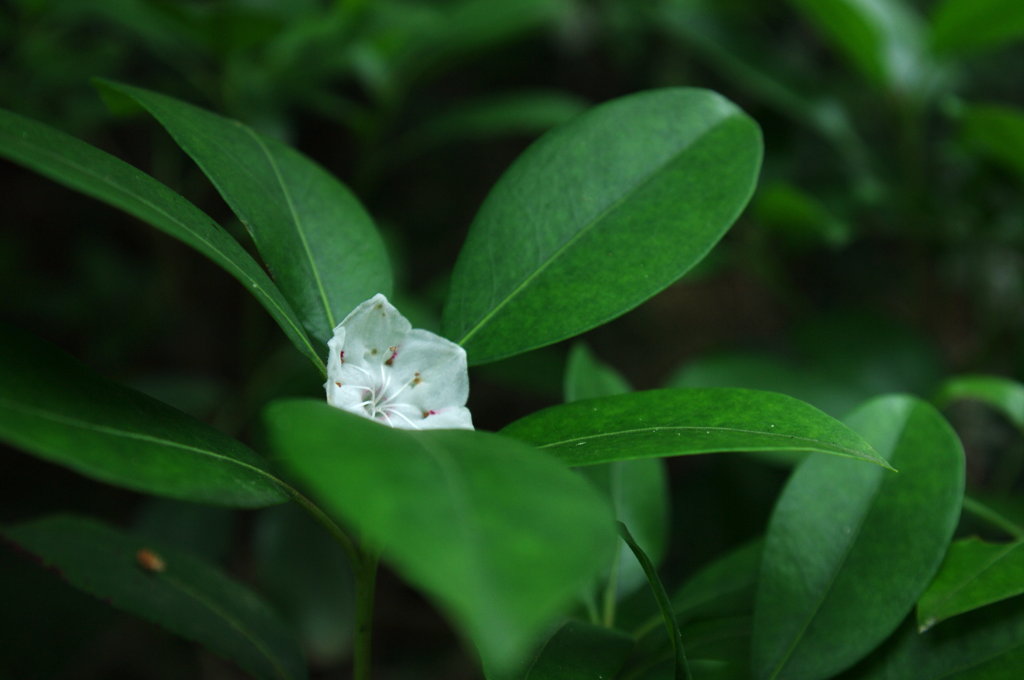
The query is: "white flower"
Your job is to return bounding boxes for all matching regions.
[324,294,474,430]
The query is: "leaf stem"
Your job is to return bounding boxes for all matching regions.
[962,496,1024,539]
[353,549,380,680]
[601,547,621,627]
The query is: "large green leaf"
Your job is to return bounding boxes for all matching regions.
[0,324,285,507]
[930,0,1024,55]
[264,399,617,673]
[752,395,965,680]
[501,388,888,468]
[99,80,392,344]
[442,88,762,365]
[2,515,306,680]
[0,106,322,373]
[917,538,1024,631]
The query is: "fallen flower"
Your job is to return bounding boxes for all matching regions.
[324,294,473,430]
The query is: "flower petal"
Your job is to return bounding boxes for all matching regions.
[419,405,474,430]
[333,294,411,366]
[388,329,469,411]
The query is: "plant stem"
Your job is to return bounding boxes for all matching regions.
[353,549,380,680]
[278,482,361,566]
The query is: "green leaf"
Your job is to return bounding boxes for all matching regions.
[935,374,1024,430]
[517,620,634,680]
[2,515,306,680]
[752,395,965,680]
[501,388,889,468]
[98,80,392,344]
[0,106,322,374]
[0,324,286,507]
[930,0,1024,55]
[917,538,1024,631]
[787,0,935,94]
[264,400,618,673]
[960,104,1024,180]
[442,88,762,365]
[564,343,631,403]
[843,598,1024,679]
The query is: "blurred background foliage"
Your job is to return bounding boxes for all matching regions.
[2,0,1024,677]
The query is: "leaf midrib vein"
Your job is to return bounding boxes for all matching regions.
[535,424,870,460]
[242,126,337,330]
[0,398,280,485]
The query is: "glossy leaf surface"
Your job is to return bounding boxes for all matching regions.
[0,324,285,507]
[917,538,1024,631]
[0,106,322,372]
[443,88,762,364]
[265,399,617,672]
[2,515,305,680]
[502,388,887,468]
[100,80,392,344]
[753,395,965,680]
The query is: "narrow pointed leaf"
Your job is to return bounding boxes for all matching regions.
[0,324,286,507]
[917,538,1024,631]
[0,106,322,373]
[99,80,392,344]
[501,388,888,468]
[752,395,965,680]
[619,522,691,680]
[264,400,617,673]
[442,88,762,365]
[2,515,305,680]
